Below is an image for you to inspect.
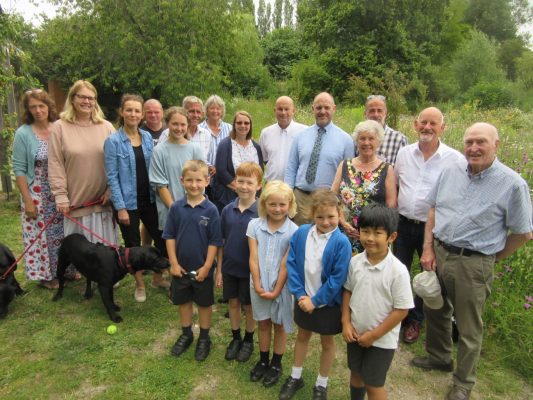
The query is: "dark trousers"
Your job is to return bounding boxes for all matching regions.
[393,215,425,323]
[116,203,167,257]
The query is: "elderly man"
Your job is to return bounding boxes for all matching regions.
[141,99,166,144]
[393,107,464,344]
[364,95,407,165]
[411,123,532,400]
[285,92,354,225]
[259,96,307,182]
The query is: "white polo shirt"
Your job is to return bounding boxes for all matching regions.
[344,250,414,349]
[395,141,464,222]
[259,120,307,182]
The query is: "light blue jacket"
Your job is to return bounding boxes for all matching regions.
[12,124,39,184]
[104,127,155,210]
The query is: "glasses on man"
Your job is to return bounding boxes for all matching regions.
[75,94,96,102]
[367,95,386,101]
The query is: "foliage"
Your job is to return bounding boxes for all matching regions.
[283,0,294,27]
[261,27,308,81]
[464,82,516,109]
[497,38,527,80]
[463,0,518,41]
[257,0,271,37]
[273,0,283,30]
[515,50,533,90]
[287,56,331,104]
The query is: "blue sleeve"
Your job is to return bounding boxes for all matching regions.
[344,135,355,159]
[215,139,235,186]
[162,204,178,239]
[286,229,307,299]
[208,206,223,246]
[149,145,169,188]
[311,236,351,307]
[103,135,126,210]
[284,135,299,188]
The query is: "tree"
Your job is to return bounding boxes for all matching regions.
[463,0,517,42]
[516,50,533,89]
[273,0,283,29]
[283,0,294,27]
[261,27,307,80]
[257,0,271,37]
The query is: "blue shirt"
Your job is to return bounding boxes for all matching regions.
[104,127,155,210]
[427,158,533,254]
[162,196,223,272]
[284,122,355,191]
[220,198,258,278]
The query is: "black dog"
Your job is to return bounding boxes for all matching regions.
[0,243,25,318]
[53,234,169,322]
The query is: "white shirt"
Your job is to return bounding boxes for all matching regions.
[304,225,333,299]
[344,250,414,349]
[395,141,464,221]
[259,120,307,181]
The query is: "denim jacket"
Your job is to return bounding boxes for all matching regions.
[104,127,155,210]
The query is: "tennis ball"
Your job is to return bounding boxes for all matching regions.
[106,324,118,335]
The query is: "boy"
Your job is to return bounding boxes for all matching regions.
[341,204,414,400]
[163,159,223,361]
[215,162,263,362]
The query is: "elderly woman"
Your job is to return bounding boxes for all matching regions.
[48,80,119,265]
[331,120,397,253]
[213,111,263,212]
[12,89,64,289]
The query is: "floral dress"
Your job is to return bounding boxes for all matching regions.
[20,138,64,281]
[338,159,388,253]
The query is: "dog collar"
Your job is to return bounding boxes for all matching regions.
[117,248,134,274]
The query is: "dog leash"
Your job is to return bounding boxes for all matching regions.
[0,199,104,281]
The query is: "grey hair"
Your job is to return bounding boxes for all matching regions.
[204,94,226,118]
[182,95,203,110]
[352,120,385,143]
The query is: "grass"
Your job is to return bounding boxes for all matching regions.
[1,102,532,399]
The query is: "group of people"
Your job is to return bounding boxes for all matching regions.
[11,82,533,400]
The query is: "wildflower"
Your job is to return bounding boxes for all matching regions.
[524,303,531,310]
[525,295,533,303]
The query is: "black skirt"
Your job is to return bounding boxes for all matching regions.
[293,302,342,335]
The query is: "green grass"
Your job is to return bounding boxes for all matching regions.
[1,102,532,399]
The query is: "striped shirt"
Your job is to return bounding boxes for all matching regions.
[199,120,233,167]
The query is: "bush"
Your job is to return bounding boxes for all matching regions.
[464,82,516,108]
[287,57,332,104]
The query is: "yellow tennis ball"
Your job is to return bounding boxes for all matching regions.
[106,324,117,335]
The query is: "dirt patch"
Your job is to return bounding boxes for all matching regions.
[188,373,219,399]
[69,380,108,399]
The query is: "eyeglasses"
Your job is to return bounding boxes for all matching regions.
[75,94,96,102]
[25,89,43,95]
[367,95,386,101]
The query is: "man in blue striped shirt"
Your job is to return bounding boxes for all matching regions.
[412,122,533,400]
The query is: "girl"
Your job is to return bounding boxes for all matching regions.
[280,189,352,400]
[246,180,298,388]
[104,94,169,303]
[149,107,205,231]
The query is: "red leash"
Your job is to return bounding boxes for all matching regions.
[0,199,121,281]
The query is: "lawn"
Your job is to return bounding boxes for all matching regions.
[0,102,531,399]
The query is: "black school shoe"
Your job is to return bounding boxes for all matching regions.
[250,361,269,382]
[312,385,328,400]
[279,376,304,400]
[225,338,242,360]
[195,338,212,361]
[236,341,253,362]
[171,334,193,357]
[262,365,282,387]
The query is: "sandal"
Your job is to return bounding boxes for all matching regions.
[64,272,82,282]
[38,279,59,290]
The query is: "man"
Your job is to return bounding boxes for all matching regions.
[364,95,407,165]
[285,92,354,225]
[141,99,166,145]
[259,96,307,182]
[393,107,463,344]
[411,123,532,400]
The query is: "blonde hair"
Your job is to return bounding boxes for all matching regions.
[181,159,209,178]
[165,106,188,124]
[310,189,343,219]
[60,80,106,124]
[258,180,296,219]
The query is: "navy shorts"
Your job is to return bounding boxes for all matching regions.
[347,342,395,387]
[222,274,251,305]
[170,275,214,307]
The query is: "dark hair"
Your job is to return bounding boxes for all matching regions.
[230,110,253,140]
[117,93,144,126]
[21,89,58,124]
[358,203,399,236]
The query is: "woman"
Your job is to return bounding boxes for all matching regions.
[331,119,397,253]
[104,94,169,303]
[48,80,119,267]
[12,89,64,289]
[213,111,264,212]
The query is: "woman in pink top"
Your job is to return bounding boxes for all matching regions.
[48,80,119,279]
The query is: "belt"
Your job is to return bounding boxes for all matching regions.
[400,215,424,225]
[435,238,485,257]
[294,187,311,195]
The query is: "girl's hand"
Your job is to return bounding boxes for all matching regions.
[117,209,130,226]
[58,202,70,214]
[357,331,376,348]
[24,201,37,219]
[259,291,276,300]
[100,190,111,206]
[342,323,359,343]
[298,296,315,313]
[254,284,265,295]
[170,262,186,278]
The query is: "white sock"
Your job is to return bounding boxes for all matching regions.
[291,366,303,379]
[316,374,328,388]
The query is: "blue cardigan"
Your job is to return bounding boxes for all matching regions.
[213,136,264,207]
[12,124,39,184]
[287,224,352,307]
[104,127,155,210]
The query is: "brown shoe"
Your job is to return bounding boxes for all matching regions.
[446,385,471,400]
[411,356,453,372]
[403,321,421,344]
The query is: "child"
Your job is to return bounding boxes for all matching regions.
[280,189,352,400]
[246,180,298,387]
[149,107,205,231]
[215,162,263,362]
[342,203,413,400]
[162,159,222,361]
